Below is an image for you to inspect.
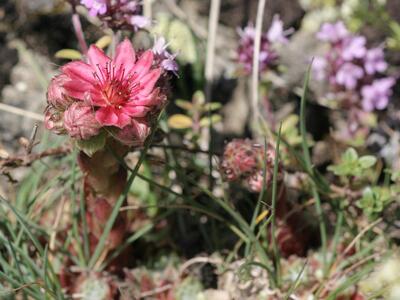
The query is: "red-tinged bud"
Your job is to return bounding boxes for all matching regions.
[114,118,150,147]
[44,105,66,135]
[47,74,72,110]
[64,102,101,140]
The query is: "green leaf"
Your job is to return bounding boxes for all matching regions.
[343,148,358,162]
[175,99,194,111]
[55,49,82,60]
[167,114,193,129]
[192,90,205,106]
[168,20,197,64]
[203,102,222,112]
[199,114,222,127]
[76,132,106,157]
[95,35,112,49]
[359,156,377,169]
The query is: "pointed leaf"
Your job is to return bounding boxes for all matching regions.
[168,114,193,129]
[55,49,82,60]
[76,132,106,156]
[359,156,377,169]
[95,35,112,49]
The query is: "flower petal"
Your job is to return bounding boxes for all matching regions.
[138,69,161,96]
[63,80,93,100]
[87,45,111,69]
[121,105,150,117]
[131,50,154,79]
[62,61,95,84]
[95,106,119,126]
[114,39,136,75]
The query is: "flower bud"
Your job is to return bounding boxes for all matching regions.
[44,105,66,135]
[114,118,150,146]
[64,102,100,140]
[47,74,72,110]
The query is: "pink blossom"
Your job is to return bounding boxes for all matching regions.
[61,39,162,129]
[267,15,292,44]
[152,37,179,75]
[341,36,367,60]
[335,63,364,90]
[364,48,387,75]
[64,102,101,140]
[317,21,349,43]
[81,0,107,16]
[361,77,396,111]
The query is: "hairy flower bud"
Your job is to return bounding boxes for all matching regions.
[114,118,150,146]
[64,102,101,140]
[221,139,283,192]
[44,105,66,135]
[47,74,72,110]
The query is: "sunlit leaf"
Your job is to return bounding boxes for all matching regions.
[199,114,222,127]
[95,35,112,49]
[168,114,193,129]
[175,99,194,111]
[55,49,82,60]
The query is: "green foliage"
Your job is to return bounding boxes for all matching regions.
[357,187,392,219]
[76,131,106,156]
[328,148,377,178]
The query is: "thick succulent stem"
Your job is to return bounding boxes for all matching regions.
[77,141,129,254]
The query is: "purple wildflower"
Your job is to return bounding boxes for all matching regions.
[312,57,328,81]
[130,15,151,30]
[267,14,292,44]
[336,63,364,90]
[237,15,292,74]
[361,77,396,111]
[341,36,367,60]
[364,48,388,75]
[81,0,107,16]
[316,21,349,43]
[152,37,179,75]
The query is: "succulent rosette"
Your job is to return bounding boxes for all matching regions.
[45,39,168,150]
[220,139,283,192]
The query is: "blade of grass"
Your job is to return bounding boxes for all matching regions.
[299,63,328,274]
[0,196,44,256]
[284,260,308,300]
[271,124,283,286]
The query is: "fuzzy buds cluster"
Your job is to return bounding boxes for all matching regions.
[45,39,170,147]
[220,139,283,192]
[237,15,292,74]
[80,0,150,31]
[313,21,395,112]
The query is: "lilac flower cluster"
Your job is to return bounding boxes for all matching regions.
[313,21,396,112]
[237,15,292,74]
[152,37,179,75]
[80,0,150,31]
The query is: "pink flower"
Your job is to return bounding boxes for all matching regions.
[61,39,162,129]
[46,74,72,110]
[64,102,101,140]
[114,118,150,146]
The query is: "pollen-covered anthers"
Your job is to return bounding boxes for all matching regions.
[220,139,283,192]
[93,62,141,107]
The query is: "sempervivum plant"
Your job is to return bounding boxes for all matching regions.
[44,38,171,261]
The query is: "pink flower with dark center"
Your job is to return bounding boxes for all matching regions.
[64,102,101,140]
[61,39,161,129]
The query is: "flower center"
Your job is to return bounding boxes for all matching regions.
[93,62,140,108]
